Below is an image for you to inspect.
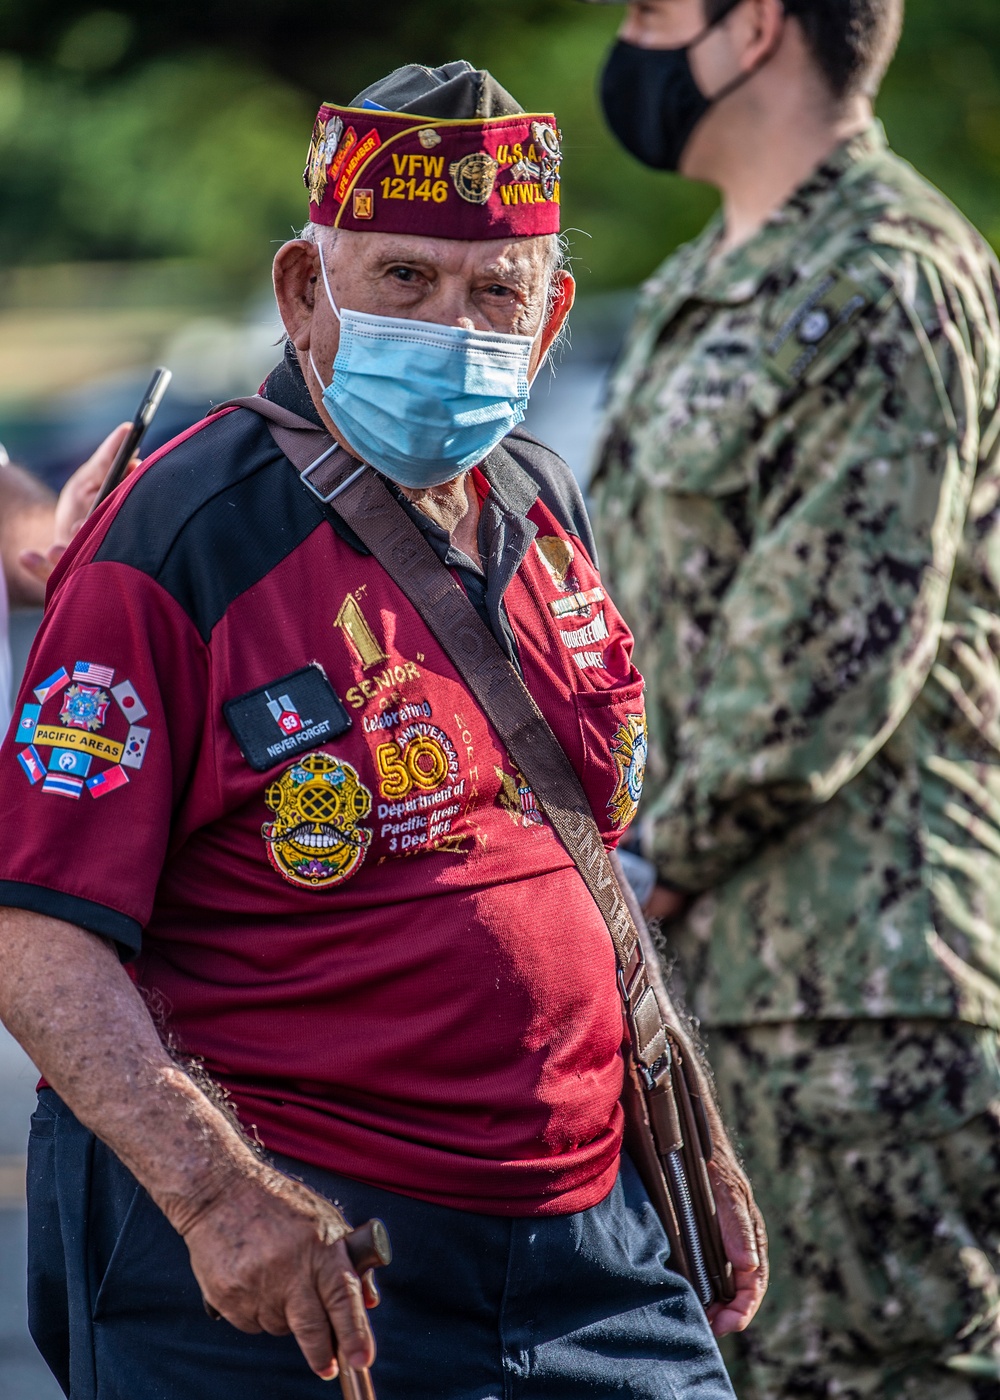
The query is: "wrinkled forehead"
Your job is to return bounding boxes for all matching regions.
[331,229,555,284]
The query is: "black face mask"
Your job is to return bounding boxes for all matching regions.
[600,0,764,172]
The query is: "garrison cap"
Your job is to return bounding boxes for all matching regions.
[304,60,563,239]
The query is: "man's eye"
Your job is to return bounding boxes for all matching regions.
[389,267,418,282]
[485,284,514,298]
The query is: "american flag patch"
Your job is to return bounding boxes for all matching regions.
[73,661,115,687]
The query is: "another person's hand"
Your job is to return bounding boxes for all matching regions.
[177,1165,377,1382]
[704,1152,769,1337]
[19,423,136,585]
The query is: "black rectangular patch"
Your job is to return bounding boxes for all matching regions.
[223,664,352,772]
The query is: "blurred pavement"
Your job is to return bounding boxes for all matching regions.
[0,1023,61,1399]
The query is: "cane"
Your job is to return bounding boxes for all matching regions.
[339,1219,393,1400]
[202,1217,392,1397]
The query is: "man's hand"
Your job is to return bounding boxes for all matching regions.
[178,1166,377,1382]
[19,423,136,585]
[704,1152,768,1337]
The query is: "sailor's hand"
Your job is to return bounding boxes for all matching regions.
[176,1165,377,1382]
[705,1152,768,1337]
[20,424,138,585]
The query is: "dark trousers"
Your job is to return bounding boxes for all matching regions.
[27,1090,734,1400]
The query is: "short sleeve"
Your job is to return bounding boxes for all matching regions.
[0,559,209,956]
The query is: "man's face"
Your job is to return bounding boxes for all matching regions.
[274,230,573,439]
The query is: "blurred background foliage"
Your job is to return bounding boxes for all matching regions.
[4,0,997,296]
[0,0,998,473]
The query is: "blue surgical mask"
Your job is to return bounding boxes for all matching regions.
[309,253,534,490]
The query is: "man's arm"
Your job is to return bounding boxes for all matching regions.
[647,264,989,894]
[0,908,375,1382]
[610,852,768,1337]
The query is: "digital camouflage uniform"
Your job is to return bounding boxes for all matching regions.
[591,124,1000,1397]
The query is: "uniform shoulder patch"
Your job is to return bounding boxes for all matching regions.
[224,664,351,772]
[763,267,872,389]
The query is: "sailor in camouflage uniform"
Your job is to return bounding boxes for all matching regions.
[582,0,1000,1394]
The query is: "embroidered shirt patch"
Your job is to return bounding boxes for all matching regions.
[261,752,372,889]
[224,664,352,772]
[16,660,145,801]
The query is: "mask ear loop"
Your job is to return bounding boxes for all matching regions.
[692,0,787,106]
[308,244,343,391]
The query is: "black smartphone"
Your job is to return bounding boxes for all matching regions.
[89,366,172,514]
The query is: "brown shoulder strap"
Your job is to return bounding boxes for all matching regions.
[218,396,738,1306]
[221,400,669,1064]
[215,396,673,1075]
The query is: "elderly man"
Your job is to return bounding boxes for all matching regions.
[585,0,1000,1395]
[0,62,764,1400]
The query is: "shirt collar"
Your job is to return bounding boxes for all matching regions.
[261,341,324,426]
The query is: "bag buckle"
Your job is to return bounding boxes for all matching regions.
[301,446,366,504]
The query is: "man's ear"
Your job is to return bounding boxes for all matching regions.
[532,271,576,376]
[734,0,786,74]
[273,241,319,350]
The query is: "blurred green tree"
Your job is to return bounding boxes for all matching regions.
[0,0,996,292]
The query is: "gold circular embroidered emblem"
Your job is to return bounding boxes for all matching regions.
[449,152,500,205]
[262,752,372,889]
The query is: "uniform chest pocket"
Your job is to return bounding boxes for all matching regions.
[572,672,648,842]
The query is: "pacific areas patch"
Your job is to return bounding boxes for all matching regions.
[224,665,351,772]
[16,660,144,801]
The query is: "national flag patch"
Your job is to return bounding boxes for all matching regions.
[73,661,115,687]
[33,668,69,704]
[41,771,84,799]
[120,725,150,770]
[18,746,45,784]
[86,766,130,798]
[17,703,41,742]
[111,679,147,722]
[49,747,92,778]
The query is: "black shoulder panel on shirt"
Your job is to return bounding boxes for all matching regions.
[93,409,328,642]
[503,426,600,567]
[0,880,142,960]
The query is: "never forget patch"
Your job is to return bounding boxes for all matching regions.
[224,665,352,772]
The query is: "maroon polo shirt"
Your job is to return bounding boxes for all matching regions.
[0,366,650,1216]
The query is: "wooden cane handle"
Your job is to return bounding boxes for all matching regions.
[338,1220,392,1400]
[343,1218,392,1275]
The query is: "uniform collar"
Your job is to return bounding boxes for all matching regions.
[649,120,889,314]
